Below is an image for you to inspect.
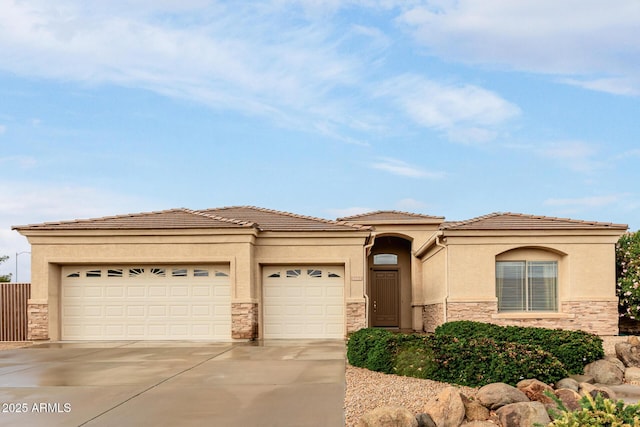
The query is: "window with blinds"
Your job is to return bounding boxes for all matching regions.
[496,260,557,312]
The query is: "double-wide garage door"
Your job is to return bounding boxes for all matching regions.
[262,266,345,339]
[61,265,231,340]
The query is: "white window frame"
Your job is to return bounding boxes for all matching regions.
[496,260,558,312]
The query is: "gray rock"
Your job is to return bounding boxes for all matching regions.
[584,359,624,385]
[496,401,551,427]
[555,378,580,392]
[358,406,418,427]
[477,382,530,410]
[616,341,640,368]
[423,387,465,427]
[415,413,436,427]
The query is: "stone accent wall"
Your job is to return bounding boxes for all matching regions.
[445,300,618,336]
[27,302,49,340]
[422,303,444,333]
[346,301,366,335]
[231,302,258,339]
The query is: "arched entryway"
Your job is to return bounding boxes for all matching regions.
[368,235,412,329]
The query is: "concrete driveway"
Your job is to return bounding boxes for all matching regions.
[0,340,345,427]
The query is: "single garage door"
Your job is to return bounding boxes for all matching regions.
[61,265,231,340]
[263,266,345,339]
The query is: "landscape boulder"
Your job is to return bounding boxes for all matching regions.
[461,395,490,422]
[579,382,617,400]
[626,366,640,384]
[584,358,624,385]
[553,389,582,413]
[496,401,551,427]
[477,383,530,410]
[616,338,640,368]
[555,378,580,392]
[415,413,436,427]
[358,406,418,427]
[423,387,465,427]
[516,378,555,405]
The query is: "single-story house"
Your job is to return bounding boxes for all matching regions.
[13,206,627,341]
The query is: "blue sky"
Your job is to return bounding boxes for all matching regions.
[1,0,640,281]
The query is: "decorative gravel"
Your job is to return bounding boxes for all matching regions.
[344,364,478,427]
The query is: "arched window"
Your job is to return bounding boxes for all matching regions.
[373,253,398,265]
[496,247,561,312]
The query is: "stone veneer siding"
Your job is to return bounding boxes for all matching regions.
[346,301,366,335]
[231,302,258,339]
[27,302,49,340]
[422,303,445,333]
[445,300,618,336]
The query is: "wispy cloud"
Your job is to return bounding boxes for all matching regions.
[375,74,520,143]
[371,157,445,179]
[0,156,37,169]
[0,125,6,134]
[399,0,640,96]
[536,141,602,173]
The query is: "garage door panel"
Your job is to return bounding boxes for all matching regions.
[263,266,345,339]
[61,265,231,340]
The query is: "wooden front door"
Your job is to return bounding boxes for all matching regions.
[371,270,399,327]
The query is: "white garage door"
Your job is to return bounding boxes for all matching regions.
[263,266,345,339]
[61,265,231,340]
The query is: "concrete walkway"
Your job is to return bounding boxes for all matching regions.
[0,340,345,427]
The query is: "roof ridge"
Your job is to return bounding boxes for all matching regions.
[205,205,371,231]
[441,212,503,229]
[338,209,444,220]
[442,211,628,230]
[182,208,256,228]
[12,208,188,229]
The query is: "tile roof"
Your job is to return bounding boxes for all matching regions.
[337,210,444,222]
[441,212,628,231]
[199,206,370,231]
[12,208,255,231]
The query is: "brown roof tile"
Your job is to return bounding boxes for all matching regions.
[338,210,444,222]
[441,212,628,231]
[12,208,255,231]
[199,206,370,231]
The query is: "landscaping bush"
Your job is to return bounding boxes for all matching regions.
[548,393,640,426]
[346,327,395,369]
[434,320,603,374]
[427,334,568,387]
[392,336,435,379]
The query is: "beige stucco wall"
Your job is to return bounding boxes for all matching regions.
[22,229,369,340]
[419,230,623,335]
[445,233,619,303]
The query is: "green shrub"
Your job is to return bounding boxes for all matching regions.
[548,393,640,426]
[428,334,568,387]
[435,321,603,374]
[392,336,435,379]
[346,327,394,368]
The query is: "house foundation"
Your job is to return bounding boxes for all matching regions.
[231,302,258,339]
[444,300,618,336]
[27,300,49,340]
[346,301,366,334]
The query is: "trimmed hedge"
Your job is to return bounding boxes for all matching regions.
[428,334,568,387]
[434,320,604,374]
